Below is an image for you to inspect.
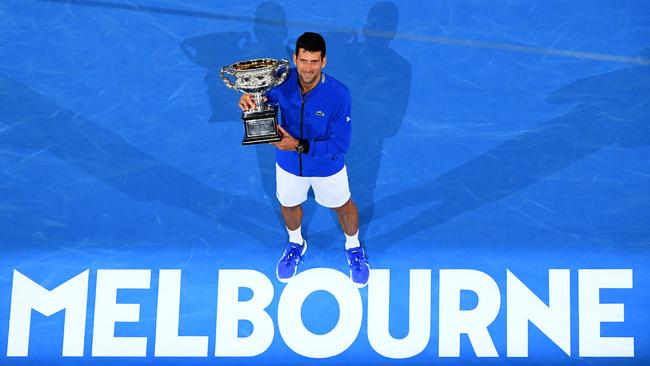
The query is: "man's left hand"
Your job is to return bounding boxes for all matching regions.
[271,125,299,151]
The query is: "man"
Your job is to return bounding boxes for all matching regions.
[239,32,370,287]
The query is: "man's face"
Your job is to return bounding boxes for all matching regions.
[293,48,327,87]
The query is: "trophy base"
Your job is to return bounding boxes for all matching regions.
[242,135,283,145]
[242,109,283,145]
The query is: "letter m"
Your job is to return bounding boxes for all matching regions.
[7,270,89,357]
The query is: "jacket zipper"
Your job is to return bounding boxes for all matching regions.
[299,93,305,176]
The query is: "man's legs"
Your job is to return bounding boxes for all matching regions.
[276,203,307,282]
[333,199,369,288]
[275,166,309,282]
[332,199,359,236]
[281,204,303,231]
[280,203,305,245]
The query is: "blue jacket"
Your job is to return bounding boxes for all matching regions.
[266,68,352,177]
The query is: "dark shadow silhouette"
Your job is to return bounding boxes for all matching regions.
[180,2,292,231]
[346,2,411,240]
[0,73,280,246]
[308,2,412,246]
[181,31,250,124]
[180,2,292,124]
[363,48,650,251]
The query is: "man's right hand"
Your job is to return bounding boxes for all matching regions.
[239,94,256,111]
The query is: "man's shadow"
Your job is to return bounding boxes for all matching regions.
[0,73,280,248]
[180,1,292,124]
[180,1,292,229]
[364,48,650,254]
[308,1,412,248]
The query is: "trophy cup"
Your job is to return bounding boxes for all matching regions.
[220,58,289,145]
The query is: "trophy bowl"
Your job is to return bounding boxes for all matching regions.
[221,58,290,145]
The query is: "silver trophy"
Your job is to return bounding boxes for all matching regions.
[220,58,290,145]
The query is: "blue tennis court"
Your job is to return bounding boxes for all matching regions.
[1,0,648,364]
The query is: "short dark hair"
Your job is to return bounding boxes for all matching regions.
[295,32,326,58]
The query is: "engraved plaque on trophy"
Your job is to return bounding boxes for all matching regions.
[220,58,289,145]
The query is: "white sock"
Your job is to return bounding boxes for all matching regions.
[287,226,304,244]
[344,231,361,250]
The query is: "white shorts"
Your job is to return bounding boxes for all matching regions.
[276,164,351,208]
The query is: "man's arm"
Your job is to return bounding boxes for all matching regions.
[271,125,300,151]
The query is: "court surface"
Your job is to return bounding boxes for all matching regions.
[1,1,649,364]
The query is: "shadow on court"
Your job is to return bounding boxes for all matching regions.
[364,51,649,254]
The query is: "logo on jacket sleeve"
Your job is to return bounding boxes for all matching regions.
[315,111,325,117]
[346,116,351,122]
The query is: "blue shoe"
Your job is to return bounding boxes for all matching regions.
[346,246,370,288]
[276,240,307,283]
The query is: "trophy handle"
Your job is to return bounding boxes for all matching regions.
[273,59,290,87]
[220,66,237,90]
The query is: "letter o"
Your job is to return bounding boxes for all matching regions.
[278,268,362,358]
